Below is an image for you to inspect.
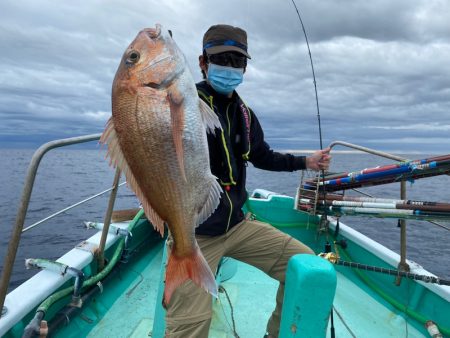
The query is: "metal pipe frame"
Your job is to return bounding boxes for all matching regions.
[0,134,101,316]
[97,167,121,271]
[327,141,410,285]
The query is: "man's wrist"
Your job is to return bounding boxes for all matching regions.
[294,156,307,170]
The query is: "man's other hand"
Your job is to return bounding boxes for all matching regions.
[305,147,331,171]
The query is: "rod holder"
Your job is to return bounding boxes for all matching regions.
[25,259,85,307]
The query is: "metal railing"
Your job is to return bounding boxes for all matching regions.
[22,181,127,233]
[327,141,449,284]
[0,133,115,315]
[1,137,446,315]
[328,141,410,283]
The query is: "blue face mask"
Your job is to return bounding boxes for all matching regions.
[207,63,244,95]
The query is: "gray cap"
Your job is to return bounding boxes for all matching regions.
[202,24,251,58]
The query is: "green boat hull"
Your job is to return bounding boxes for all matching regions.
[3,192,450,337]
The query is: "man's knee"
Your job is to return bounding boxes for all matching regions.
[288,236,315,256]
[268,236,314,281]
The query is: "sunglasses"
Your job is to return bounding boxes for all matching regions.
[207,52,247,68]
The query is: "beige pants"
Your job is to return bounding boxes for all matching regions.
[165,217,314,338]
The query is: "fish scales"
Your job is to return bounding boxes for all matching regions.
[101,24,222,306]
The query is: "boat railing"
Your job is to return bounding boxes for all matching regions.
[22,181,127,233]
[328,140,449,285]
[0,133,124,316]
[2,137,447,315]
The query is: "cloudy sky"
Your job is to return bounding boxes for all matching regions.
[1,0,449,153]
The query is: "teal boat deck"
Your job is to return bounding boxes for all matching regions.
[31,193,447,338]
[2,141,448,337]
[332,271,423,337]
[76,246,424,338]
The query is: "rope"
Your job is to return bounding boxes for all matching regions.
[428,220,450,232]
[404,279,410,338]
[218,285,240,338]
[332,306,357,338]
[22,181,127,232]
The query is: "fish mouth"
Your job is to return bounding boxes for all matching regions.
[137,24,182,89]
[143,24,162,39]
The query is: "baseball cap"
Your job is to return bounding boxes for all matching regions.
[202,24,251,58]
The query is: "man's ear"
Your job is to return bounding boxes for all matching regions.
[199,55,207,72]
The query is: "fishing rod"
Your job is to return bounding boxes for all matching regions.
[290,0,323,150]
[299,193,450,212]
[321,205,450,221]
[320,252,450,286]
[289,1,329,222]
[304,159,450,192]
[319,159,450,186]
[303,190,450,205]
[321,198,450,212]
[285,9,449,335]
[297,195,450,221]
[296,190,450,228]
[315,154,450,184]
[290,2,337,337]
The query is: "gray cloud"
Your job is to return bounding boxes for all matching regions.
[0,0,449,154]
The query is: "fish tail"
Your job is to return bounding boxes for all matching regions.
[163,245,218,308]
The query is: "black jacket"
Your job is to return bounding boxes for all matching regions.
[196,81,306,236]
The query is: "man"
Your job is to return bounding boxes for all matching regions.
[165,24,331,338]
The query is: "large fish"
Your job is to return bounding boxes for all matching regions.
[100,24,221,306]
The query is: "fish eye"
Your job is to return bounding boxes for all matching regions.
[126,50,140,64]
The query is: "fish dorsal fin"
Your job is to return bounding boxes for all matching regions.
[100,117,166,236]
[198,99,222,134]
[197,177,222,226]
[167,90,187,182]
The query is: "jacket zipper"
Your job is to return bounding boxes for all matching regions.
[224,103,234,232]
[224,188,233,232]
[199,90,235,233]
[225,103,231,137]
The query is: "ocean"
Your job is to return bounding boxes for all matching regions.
[1,147,449,292]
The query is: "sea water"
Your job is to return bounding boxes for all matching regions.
[0,147,449,292]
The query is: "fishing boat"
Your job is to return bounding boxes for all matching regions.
[0,135,449,338]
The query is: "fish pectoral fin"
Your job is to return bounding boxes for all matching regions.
[100,117,130,171]
[100,118,166,236]
[167,90,187,182]
[197,177,222,226]
[163,244,218,308]
[199,99,222,134]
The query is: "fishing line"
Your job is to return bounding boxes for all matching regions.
[290,0,323,150]
[332,306,357,338]
[290,0,329,238]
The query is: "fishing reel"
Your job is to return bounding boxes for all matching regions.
[319,239,347,264]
